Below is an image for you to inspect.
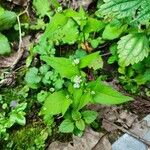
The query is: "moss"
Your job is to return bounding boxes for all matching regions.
[8,123,48,150]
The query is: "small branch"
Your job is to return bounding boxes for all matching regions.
[11,7,29,70]
[100,52,111,57]
[104,119,150,146]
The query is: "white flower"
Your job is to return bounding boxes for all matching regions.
[66,95,70,99]
[91,91,96,95]
[73,75,82,84]
[50,88,55,92]
[73,59,80,65]
[73,83,80,88]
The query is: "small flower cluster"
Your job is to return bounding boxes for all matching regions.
[72,58,80,66]
[73,75,82,88]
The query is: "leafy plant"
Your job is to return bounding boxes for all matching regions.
[0,7,17,55]
[0,33,11,55]
[96,0,150,67]
[117,33,149,67]
[0,100,27,140]
[99,0,150,22]
[39,52,132,134]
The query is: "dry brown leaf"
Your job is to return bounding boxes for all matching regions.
[102,119,117,132]
[48,128,112,150]
[0,36,31,69]
[0,53,18,68]
[102,107,138,130]
[93,135,112,150]
[72,0,93,10]
[130,120,149,137]
[81,42,93,53]
[9,0,29,6]
[48,141,69,150]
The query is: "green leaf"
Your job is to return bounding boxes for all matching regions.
[41,91,72,116]
[41,56,80,79]
[41,13,79,44]
[9,103,27,126]
[83,17,105,33]
[0,10,17,31]
[72,88,83,109]
[72,111,82,121]
[102,24,127,40]
[99,0,142,19]
[64,8,87,28]
[50,0,60,8]
[10,113,26,126]
[88,55,103,70]
[57,19,79,44]
[59,119,74,133]
[77,92,92,110]
[41,13,68,41]
[88,79,133,105]
[134,69,150,85]
[75,119,85,131]
[99,0,150,23]
[79,52,100,68]
[82,110,98,124]
[33,0,51,17]
[25,67,41,89]
[0,33,11,55]
[117,33,149,67]
[39,64,50,74]
[37,90,49,103]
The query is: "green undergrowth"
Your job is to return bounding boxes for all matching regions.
[1,0,150,149]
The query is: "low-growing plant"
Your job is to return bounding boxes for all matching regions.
[38,53,132,134]
[24,7,133,135]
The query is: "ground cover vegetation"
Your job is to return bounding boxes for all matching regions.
[0,0,150,149]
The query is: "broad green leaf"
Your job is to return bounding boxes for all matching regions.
[117,33,149,67]
[10,113,26,126]
[79,52,100,68]
[64,8,87,28]
[83,17,105,33]
[72,111,82,121]
[56,19,79,44]
[99,0,150,23]
[0,10,17,31]
[88,79,133,105]
[82,110,98,124]
[88,55,103,70]
[0,33,11,55]
[25,67,41,89]
[64,9,82,23]
[41,13,68,41]
[41,56,80,79]
[75,119,85,131]
[59,119,74,133]
[33,0,51,17]
[102,24,127,40]
[41,13,79,44]
[77,92,92,110]
[72,88,83,109]
[41,91,72,116]
[99,0,142,19]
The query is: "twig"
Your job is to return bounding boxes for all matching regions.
[91,132,109,150]
[100,52,111,57]
[104,119,150,146]
[11,7,29,70]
